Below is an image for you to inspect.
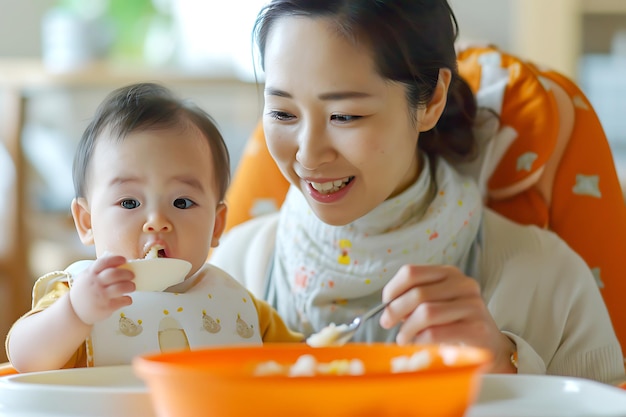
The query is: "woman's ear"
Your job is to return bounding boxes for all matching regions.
[418,68,452,132]
[71,197,94,246]
[210,202,228,248]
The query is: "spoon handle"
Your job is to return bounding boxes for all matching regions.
[359,299,392,323]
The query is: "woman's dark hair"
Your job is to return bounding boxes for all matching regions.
[73,82,230,201]
[253,0,477,161]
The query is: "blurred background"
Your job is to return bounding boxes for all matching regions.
[0,0,625,362]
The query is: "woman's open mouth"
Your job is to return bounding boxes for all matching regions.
[308,176,354,194]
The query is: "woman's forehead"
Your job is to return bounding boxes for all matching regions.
[263,16,385,93]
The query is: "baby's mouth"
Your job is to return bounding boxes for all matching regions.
[308,177,354,194]
[144,245,167,259]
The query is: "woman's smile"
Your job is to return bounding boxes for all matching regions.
[307,176,354,194]
[304,176,356,204]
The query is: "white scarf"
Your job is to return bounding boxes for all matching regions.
[271,157,483,342]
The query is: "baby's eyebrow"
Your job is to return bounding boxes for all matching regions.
[108,176,205,192]
[108,176,137,186]
[173,176,205,192]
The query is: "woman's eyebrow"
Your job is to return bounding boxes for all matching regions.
[265,87,292,98]
[318,91,372,100]
[265,87,372,101]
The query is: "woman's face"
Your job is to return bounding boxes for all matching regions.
[262,16,433,226]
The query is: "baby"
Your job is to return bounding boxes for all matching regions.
[5,83,302,372]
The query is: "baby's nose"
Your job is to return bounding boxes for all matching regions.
[143,214,172,232]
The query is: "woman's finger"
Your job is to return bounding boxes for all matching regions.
[394,297,486,344]
[380,268,480,328]
[382,264,466,301]
[382,264,447,300]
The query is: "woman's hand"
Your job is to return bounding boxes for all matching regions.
[69,255,136,325]
[380,264,517,373]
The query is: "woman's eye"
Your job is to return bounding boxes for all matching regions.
[267,110,294,121]
[120,199,140,209]
[331,114,361,123]
[173,198,195,209]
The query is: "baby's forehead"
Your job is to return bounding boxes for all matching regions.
[95,123,213,153]
[83,117,228,199]
[88,127,216,175]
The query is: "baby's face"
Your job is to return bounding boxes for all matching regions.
[73,125,225,277]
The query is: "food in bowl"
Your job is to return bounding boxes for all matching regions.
[253,346,459,378]
[255,354,366,377]
[391,349,433,373]
[133,343,492,417]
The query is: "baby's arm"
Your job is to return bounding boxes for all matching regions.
[7,256,135,372]
[252,296,304,343]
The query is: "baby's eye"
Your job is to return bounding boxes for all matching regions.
[120,199,140,209]
[173,198,195,209]
[330,114,361,123]
[267,110,295,121]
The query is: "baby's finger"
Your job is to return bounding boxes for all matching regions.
[102,278,136,297]
[108,295,133,311]
[91,255,128,274]
[96,266,135,287]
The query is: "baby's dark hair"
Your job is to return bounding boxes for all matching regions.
[73,82,230,201]
[254,0,477,161]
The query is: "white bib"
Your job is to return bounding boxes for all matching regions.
[65,263,262,367]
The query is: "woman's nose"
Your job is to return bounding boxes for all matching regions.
[143,212,172,233]
[296,122,335,170]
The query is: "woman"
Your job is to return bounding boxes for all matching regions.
[212,0,624,382]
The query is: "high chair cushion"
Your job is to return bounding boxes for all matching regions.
[222,46,626,356]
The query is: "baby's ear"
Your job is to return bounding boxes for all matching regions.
[210,202,228,248]
[418,68,452,132]
[71,197,94,245]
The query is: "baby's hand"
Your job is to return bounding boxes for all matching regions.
[69,255,136,325]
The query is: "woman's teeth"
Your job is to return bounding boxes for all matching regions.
[309,177,352,194]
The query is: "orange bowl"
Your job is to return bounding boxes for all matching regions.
[133,343,492,417]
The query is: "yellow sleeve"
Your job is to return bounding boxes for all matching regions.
[5,272,88,369]
[250,294,304,343]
